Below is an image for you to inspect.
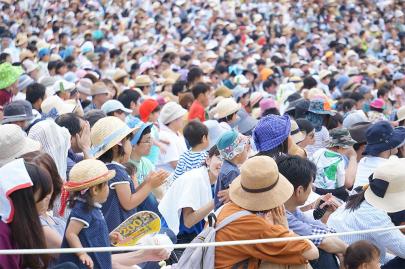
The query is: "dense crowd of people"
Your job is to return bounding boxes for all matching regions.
[0,0,405,269]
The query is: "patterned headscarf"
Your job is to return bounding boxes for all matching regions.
[219,133,249,161]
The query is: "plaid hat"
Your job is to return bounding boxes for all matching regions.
[308,99,336,115]
[328,128,357,148]
[253,114,291,152]
[217,130,248,160]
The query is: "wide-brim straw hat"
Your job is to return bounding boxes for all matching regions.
[229,156,293,211]
[396,106,405,123]
[65,159,116,192]
[290,120,306,144]
[365,157,405,213]
[90,116,139,159]
[214,98,241,119]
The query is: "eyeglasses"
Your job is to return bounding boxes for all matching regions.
[139,139,152,144]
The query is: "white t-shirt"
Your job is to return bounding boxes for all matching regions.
[305,126,330,158]
[156,125,187,173]
[353,156,387,189]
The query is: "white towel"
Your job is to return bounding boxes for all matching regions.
[0,159,33,223]
[158,166,213,235]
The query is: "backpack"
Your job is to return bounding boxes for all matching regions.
[171,209,251,269]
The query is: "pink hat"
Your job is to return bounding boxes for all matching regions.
[370,98,385,109]
[260,98,277,113]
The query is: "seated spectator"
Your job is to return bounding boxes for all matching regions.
[310,128,357,201]
[278,155,347,269]
[328,158,405,267]
[214,130,250,209]
[344,241,381,269]
[215,156,319,268]
[172,120,209,181]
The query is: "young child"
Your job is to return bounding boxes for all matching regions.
[344,240,381,269]
[58,159,120,269]
[139,98,169,165]
[172,120,209,181]
[368,98,386,123]
[310,128,358,201]
[214,130,250,209]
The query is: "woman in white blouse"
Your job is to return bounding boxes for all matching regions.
[327,158,405,268]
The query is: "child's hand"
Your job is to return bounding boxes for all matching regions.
[146,170,169,188]
[78,253,94,269]
[109,232,123,245]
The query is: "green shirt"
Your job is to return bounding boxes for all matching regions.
[129,157,155,185]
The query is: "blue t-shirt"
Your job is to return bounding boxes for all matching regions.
[58,200,111,269]
[178,211,204,237]
[102,163,137,232]
[214,160,240,209]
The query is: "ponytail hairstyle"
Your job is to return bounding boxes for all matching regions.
[8,163,51,269]
[345,187,367,212]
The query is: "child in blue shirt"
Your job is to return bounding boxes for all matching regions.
[58,160,121,269]
[214,130,250,209]
[172,120,209,181]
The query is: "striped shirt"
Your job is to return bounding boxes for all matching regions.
[327,201,405,264]
[172,150,208,181]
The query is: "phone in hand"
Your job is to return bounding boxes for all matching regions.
[313,200,329,220]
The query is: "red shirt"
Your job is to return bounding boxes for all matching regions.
[188,100,205,122]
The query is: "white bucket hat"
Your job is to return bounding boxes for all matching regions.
[0,124,41,167]
[159,102,187,125]
[365,157,405,213]
[214,98,241,119]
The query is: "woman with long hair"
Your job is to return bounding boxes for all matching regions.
[327,158,405,268]
[0,159,51,269]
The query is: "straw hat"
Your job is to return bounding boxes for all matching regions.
[91,82,110,96]
[214,98,241,119]
[396,106,405,123]
[0,124,41,167]
[15,33,28,47]
[135,75,152,87]
[229,156,294,211]
[90,116,138,159]
[64,159,116,192]
[113,68,128,81]
[365,158,405,213]
[290,120,305,144]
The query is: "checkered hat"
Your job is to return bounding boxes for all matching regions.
[253,114,291,152]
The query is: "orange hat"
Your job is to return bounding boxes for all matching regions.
[139,99,159,122]
[260,68,273,81]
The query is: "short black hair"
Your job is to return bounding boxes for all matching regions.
[341,98,356,113]
[172,80,187,96]
[55,113,82,136]
[191,82,210,99]
[183,120,209,148]
[377,88,388,98]
[26,83,46,105]
[47,60,58,71]
[118,89,141,109]
[344,241,380,269]
[55,61,66,73]
[136,125,152,145]
[256,59,266,66]
[84,109,106,127]
[276,155,317,191]
[349,92,364,102]
[262,79,277,90]
[187,67,204,84]
[296,119,314,134]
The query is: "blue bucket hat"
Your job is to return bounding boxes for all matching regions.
[253,114,291,152]
[128,117,153,145]
[363,121,405,156]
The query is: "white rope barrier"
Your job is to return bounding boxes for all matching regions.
[1,224,404,255]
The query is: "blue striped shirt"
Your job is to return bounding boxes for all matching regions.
[327,201,405,264]
[172,150,208,181]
